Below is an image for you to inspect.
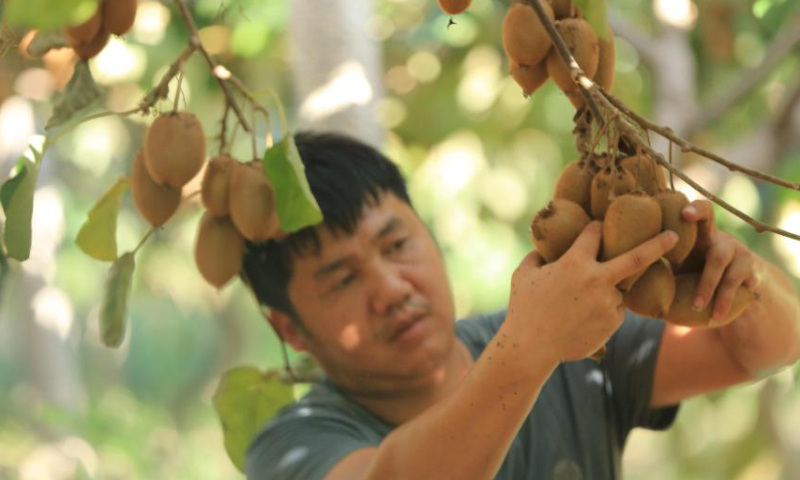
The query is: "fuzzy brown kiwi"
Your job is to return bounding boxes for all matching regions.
[530,199,590,263]
[545,18,599,94]
[554,160,595,214]
[72,28,111,60]
[195,213,246,289]
[666,273,756,327]
[131,149,181,227]
[438,0,472,15]
[623,258,676,318]
[65,7,102,44]
[509,60,548,97]
[602,193,663,289]
[103,0,138,36]
[549,0,575,19]
[619,154,666,195]
[655,190,698,267]
[589,166,636,220]
[502,2,554,67]
[201,155,236,217]
[144,111,206,189]
[229,162,280,242]
[594,27,616,92]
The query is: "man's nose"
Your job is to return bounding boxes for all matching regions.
[369,261,413,316]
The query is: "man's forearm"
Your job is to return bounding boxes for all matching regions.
[365,318,558,480]
[719,257,800,376]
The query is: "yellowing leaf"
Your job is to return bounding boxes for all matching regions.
[76,177,130,262]
[261,135,323,232]
[212,366,294,472]
[100,252,135,348]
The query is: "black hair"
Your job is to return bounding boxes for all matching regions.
[240,131,412,323]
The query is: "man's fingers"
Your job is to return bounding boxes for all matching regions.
[604,231,678,284]
[693,240,735,310]
[564,221,603,260]
[709,257,752,323]
[683,200,716,252]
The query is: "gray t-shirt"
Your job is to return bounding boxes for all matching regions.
[245,311,679,480]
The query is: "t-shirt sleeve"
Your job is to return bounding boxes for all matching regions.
[245,413,376,480]
[604,312,679,435]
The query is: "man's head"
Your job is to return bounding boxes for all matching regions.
[241,132,457,394]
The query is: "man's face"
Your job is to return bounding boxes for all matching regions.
[286,193,457,395]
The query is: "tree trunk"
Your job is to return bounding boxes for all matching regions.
[288,0,385,148]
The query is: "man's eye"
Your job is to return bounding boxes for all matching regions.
[335,273,356,289]
[387,237,408,254]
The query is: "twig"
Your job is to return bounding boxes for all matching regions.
[140,43,197,111]
[601,90,800,192]
[172,70,185,113]
[218,100,231,155]
[689,14,800,133]
[522,0,605,127]
[172,0,251,132]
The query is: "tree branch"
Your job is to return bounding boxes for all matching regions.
[172,0,251,132]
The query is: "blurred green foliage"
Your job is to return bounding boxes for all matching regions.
[0,0,799,479]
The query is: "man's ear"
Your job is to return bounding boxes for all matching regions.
[268,310,309,352]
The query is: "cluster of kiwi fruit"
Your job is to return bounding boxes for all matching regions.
[130,111,281,289]
[530,153,756,328]
[501,0,614,108]
[63,0,138,60]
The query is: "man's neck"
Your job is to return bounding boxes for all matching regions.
[347,339,474,426]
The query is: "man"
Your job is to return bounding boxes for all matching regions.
[241,131,800,480]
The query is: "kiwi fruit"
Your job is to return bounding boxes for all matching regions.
[502,2,555,67]
[623,258,676,318]
[144,111,206,189]
[655,190,697,267]
[510,60,549,97]
[530,199,591,263]
[549,0,575,19]
[590,166,636,220]
[594,27,616,92]
[202,155,236,217]
[195,213,246,289]
[229,162,280,242]
[438,0,471,15]
[666,273,756,328]
[65,8,102,44]
[602,193,663,289]
[103,0,138,36]
[131,150,181,227]
[72,28,111,60]
[619,154,666,195]
[545,18,600,93]
[554,160,595,214]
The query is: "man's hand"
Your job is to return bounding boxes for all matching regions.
[681,200,765,325]
[509,221,678,363]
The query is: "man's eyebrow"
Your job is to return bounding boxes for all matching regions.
[314,256,354,280]
[377,216,403,239]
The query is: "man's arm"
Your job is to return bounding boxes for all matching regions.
[651,201,800,408]
[324,223,679,480]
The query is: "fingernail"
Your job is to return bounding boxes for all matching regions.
[665,231,679,243]
[708,314,722,328]
[692,296,704,311]
[684,206,697,217]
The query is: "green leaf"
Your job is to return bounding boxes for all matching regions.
[4,0,100,30]
[76,177,130,262]
[261,135,323,232]
[574,0,609,40]
[212,367,295,472]
[99,252,135,348]
[47,60,103,130]
[1,157,40,261]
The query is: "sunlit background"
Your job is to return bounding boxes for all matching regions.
[1,0,800,478]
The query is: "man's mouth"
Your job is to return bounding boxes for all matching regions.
[390,315,423,341]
